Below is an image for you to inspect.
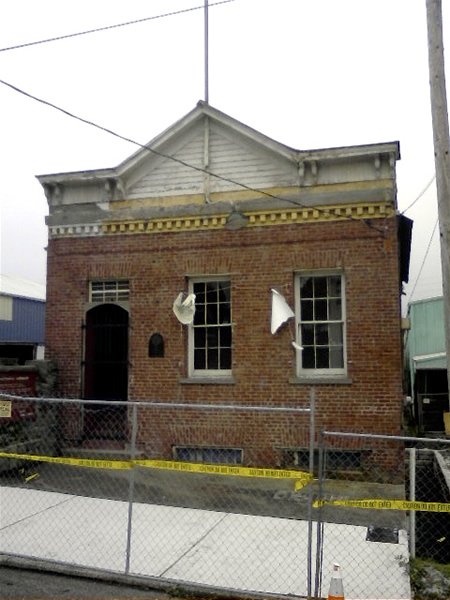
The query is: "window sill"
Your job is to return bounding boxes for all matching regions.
[180,376,237,385]
[289,376,352,385]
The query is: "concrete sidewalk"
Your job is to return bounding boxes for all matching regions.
[0,485,411,599]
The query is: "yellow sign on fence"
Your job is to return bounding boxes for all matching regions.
[0,400,12,418]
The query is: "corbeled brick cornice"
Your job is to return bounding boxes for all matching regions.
[48,201,395,239]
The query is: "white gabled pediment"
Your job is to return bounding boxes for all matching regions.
[37,101,400,219]
[118,102,299,200]
[124,124,206,199]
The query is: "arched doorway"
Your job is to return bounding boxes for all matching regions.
[83,304,129,440]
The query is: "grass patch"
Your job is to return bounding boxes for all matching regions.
[409,557,450,599]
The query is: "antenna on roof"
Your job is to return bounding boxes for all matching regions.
[204,0,209,103]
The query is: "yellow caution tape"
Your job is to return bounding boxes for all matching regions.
[134,458,313,482]
[0,452,131,470]
[0,451,313,486]
[313,498,450,512]
[294,479,310,492]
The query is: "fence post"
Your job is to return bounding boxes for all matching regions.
[307,387,315,599]
[314,428,325,599]
[125,402,138,574]
[409,447,416,559]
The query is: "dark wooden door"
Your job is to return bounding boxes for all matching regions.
[83,304,129,439]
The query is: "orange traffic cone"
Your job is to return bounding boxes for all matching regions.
[328,562,345,600]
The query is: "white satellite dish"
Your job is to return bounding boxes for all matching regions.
[173,292,196,325]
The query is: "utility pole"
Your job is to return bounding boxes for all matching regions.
[204,0,209,104]
[426,0,450,408]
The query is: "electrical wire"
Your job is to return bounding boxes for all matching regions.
[407,217,439,303]
[0,1,235,53]
[401,174,436,214]
[0,76,387,233]
[0,78,286,198]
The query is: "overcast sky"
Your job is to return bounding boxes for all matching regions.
[0,0,446,311]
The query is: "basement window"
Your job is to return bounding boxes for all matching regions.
[280,448,363,471]
[90,280,129,303]
[174,446,243,465]
[366,526,399,544]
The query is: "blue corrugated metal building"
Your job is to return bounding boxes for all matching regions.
[0,275,46,364]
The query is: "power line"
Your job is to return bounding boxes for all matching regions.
[0,76,387,233]
[401,174,436,214]
[0,78,282,197]
[407,217,439,303]
[0,1,234,54]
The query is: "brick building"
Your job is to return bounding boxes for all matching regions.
[37,102,411,470]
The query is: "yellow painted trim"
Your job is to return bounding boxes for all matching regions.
[48,200,395,239]
[101,201,395,236]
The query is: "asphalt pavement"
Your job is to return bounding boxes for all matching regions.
[0,564,170,599]
[0,562,259,600]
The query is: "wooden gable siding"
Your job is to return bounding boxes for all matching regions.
[207,123,298,193]
[126,120,298,201]
[127,129,205,199]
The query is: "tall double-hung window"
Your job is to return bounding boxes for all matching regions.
[295,271,346,376]
[188,278,232,377]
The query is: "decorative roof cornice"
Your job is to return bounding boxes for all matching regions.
[48,201,395,239]
[37,101,400,191]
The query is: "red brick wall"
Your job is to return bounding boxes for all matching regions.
[45,216,404,465]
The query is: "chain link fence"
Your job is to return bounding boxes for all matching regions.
[314,431,450,600]
[3,393,450,599]
[0,393,315,597]
[314,432,409,600]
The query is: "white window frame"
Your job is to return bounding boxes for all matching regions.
[89,280,129,303]
[0,296,13,321]
[294,270,347,377]
[188,276,232,378]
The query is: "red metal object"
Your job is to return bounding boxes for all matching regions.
[0,370,37,421]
